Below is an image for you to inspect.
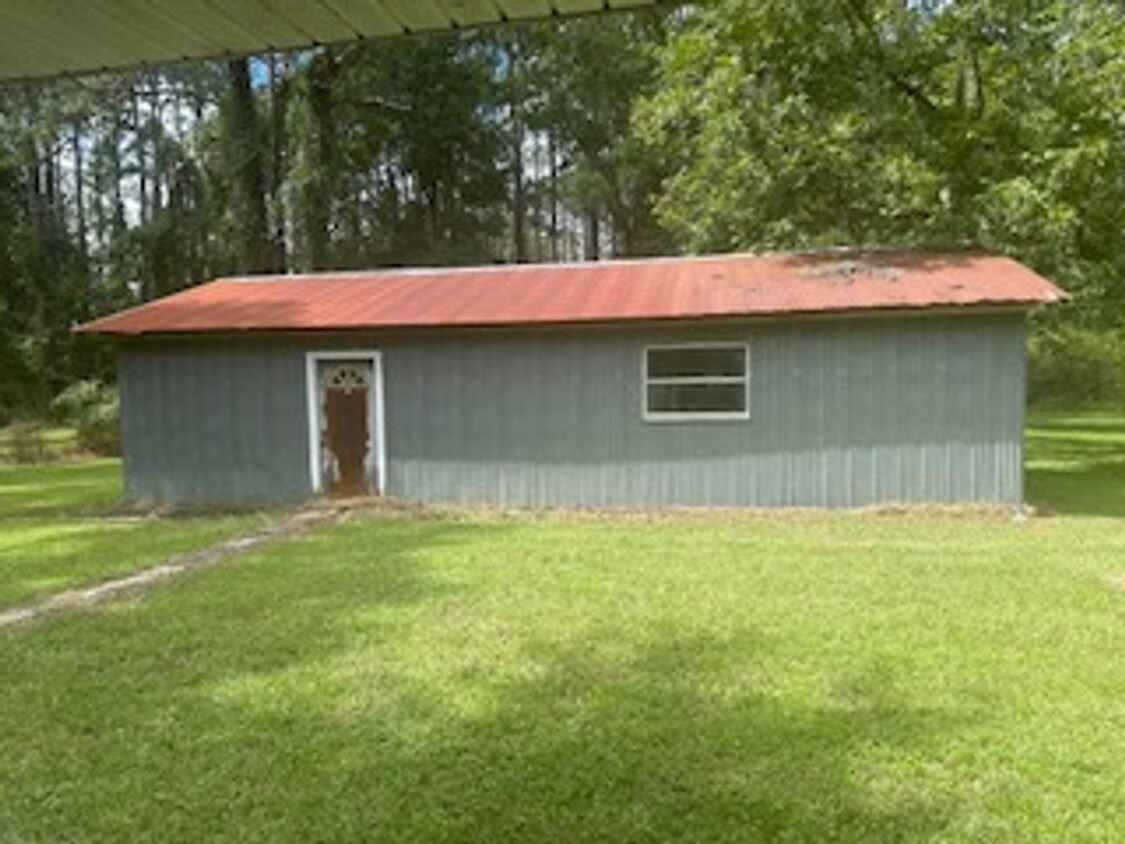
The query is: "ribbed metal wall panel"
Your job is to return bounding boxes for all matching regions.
[379,312,1026,507]
[119,336,311,507]
[116,312,1027,508]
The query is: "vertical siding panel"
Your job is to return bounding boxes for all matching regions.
[117,313,1027,509]
[119,337,311,507]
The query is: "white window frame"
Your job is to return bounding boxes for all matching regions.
[642,342,751,423]
[304,350,386,495]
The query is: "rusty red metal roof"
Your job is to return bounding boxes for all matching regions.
[78,251,1065,336]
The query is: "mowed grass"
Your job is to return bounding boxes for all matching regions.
[0,459,123,516]
[1026,410,1125,516]
[0,413,1123,841]
[0,461,261,608]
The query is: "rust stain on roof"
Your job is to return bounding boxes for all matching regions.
[77,250,1067,336]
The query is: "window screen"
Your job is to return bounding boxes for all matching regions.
[644,344,749,420]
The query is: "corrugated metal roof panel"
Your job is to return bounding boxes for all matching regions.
[0,1,663,82]
[77,251,1067,336]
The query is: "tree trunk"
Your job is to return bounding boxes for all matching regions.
[583,210,599,261]
[548,132,559,262]
[267,53,289,271]
[507,43,527,263]
[303,51,338,271]
[133,88,147,228]
[71,120,88,271]
[149,79,164,218]
[225,58,273,274]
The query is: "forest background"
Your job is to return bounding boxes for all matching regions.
[1,0,1123,428]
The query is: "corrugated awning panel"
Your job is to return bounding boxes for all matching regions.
[0,0,663,81]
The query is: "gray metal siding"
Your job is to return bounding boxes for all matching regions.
[119,337,312,506]
[116,311,1027,508]
[381,313,1026,507]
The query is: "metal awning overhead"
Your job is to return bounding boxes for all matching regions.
[0,0,659,82]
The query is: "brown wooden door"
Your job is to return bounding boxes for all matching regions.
[324,383,369,496]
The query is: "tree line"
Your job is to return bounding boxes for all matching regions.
[1,1,1122,419]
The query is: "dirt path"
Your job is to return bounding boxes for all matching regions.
[0,506,347,629]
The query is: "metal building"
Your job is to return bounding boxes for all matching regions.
[80,251,1064,509]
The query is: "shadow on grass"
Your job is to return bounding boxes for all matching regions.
[1,519,958,841]
[0,460,123,519]
[1026,412,1125,517]
[0,515,259,609]
[339,633,955,842]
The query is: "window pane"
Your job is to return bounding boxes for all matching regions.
[648,346,745,379]
[647,383,746,414]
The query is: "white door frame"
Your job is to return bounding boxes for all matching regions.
[304,350,386,495]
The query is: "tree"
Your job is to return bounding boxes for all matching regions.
[223,58,276,274]
[638,0,1125,319]
[0,84,104,418]
[527,11,671,258]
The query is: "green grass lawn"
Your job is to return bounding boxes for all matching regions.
[1026,410,1125,516]
[0,459,123,516]
[1,413,1123,841]
[0,461,261,608]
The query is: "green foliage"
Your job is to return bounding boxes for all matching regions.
[1028,327,1125,409]
[50,380,120,456]
[638,0,1125,320]
[523,11,671,255]
[285,36,512,270]
[0,85,126,418]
